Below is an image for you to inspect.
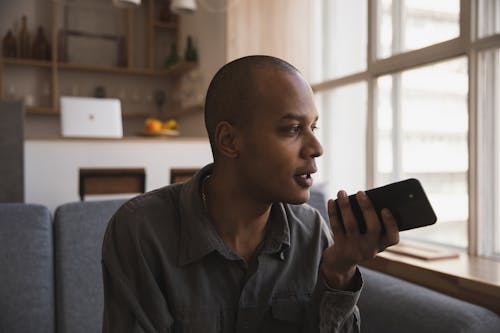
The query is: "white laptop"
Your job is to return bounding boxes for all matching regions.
[60,96,123,138]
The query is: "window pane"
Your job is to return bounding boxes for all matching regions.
[311,0,367,82]
[376,58,468,248]
[315,82,367,196]
[377,0,460,59]
[478,0,500,38]
[477,47,500,257]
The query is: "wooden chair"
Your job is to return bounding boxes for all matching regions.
[78,168,146,201]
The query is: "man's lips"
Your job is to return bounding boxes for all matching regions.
[293,170,316,188]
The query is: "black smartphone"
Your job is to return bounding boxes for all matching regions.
[334,178,437,233]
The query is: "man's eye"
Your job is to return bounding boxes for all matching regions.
[287,125,301,135]
[311,124,319,132]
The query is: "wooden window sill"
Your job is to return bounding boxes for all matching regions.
[360,242,500,315]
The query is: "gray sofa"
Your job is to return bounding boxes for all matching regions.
[1,192,499,333]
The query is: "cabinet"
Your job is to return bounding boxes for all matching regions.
[0,0,199,119]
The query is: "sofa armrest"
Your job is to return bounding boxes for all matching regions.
[359,267,500,333]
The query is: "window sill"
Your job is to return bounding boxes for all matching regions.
[360,243,500,315]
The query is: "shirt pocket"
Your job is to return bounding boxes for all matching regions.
[174,310,221,333]
[268,301,305,333]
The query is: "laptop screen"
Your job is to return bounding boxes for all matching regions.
[60,96,123,138]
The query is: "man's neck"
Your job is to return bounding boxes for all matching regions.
[202,171,271,263]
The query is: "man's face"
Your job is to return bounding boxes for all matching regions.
[235,69,324,205]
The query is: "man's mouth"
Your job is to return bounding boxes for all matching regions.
[294,172,314,188]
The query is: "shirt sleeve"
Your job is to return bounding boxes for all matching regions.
[304,213,362,333]
[101,210,174,333]
[317,268,362,333]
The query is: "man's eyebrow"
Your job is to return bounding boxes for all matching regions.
[280,113,319,122]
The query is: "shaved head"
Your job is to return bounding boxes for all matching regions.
[204,55,301,159]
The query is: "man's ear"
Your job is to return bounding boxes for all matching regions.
[214,121,240,159]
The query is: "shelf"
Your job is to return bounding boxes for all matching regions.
[57,61,195,77]
[58,62,156,75]
[26,106,58,115]
[25,104,203,118]
[157,61,197,76]
[154,21,178,30]
[0,0,193,128]
[2,57,52,68]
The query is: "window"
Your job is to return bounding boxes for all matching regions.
[376,58,469,248]
[312,0,500,258]
[477,46,500,256]
[377,0,460,58]
[311,0,367,82]
[316,82,367,196]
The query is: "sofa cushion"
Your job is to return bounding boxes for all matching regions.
[359,267,500,333]
[0,203,54,333]
[54,199,126,333]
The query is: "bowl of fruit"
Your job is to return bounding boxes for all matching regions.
[142,118,180,136]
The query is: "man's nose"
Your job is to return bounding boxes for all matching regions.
[302,132,324,158]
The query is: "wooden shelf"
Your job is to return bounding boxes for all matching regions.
[58,62,156,75]
[154,21,178,30]
[0,1,195,121]
[25,104,203,118]
[157,61,197,76]
[2,57,53,68]
[26,106,58,115]
[3,59,196,77]
[57,61,195,77]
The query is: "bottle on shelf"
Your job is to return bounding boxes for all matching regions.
[18,15,31,58]
[32,26,51,60]
[184,35,197,62]
[2,30,17,57]
[165,42,180,68]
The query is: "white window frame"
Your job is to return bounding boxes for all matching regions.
[311,0,500,257]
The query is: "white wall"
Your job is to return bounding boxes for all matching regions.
[25,138,213,212]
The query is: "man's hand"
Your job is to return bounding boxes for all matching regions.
[321,190,400,290]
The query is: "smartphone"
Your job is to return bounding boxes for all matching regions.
[334,178,437,233]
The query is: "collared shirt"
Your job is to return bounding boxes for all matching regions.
[102,164,362,333]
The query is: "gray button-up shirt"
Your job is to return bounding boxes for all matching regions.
[102,164,362,332]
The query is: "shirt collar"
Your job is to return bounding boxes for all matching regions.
[177,163,292,266]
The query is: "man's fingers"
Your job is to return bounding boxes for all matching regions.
[355,191,381,233]
[336,190,358,235]
[380,208,400,248]
[327,199,342,235]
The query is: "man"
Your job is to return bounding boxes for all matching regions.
[102,55,399,332]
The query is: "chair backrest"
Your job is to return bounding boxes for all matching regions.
[307,184,329,221]
[53,199,125,333]
[0,203,54,333]
[0,100,24,202]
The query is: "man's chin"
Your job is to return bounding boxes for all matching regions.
[281,190,311,205]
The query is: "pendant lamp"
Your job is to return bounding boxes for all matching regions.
[170,0,197,14]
